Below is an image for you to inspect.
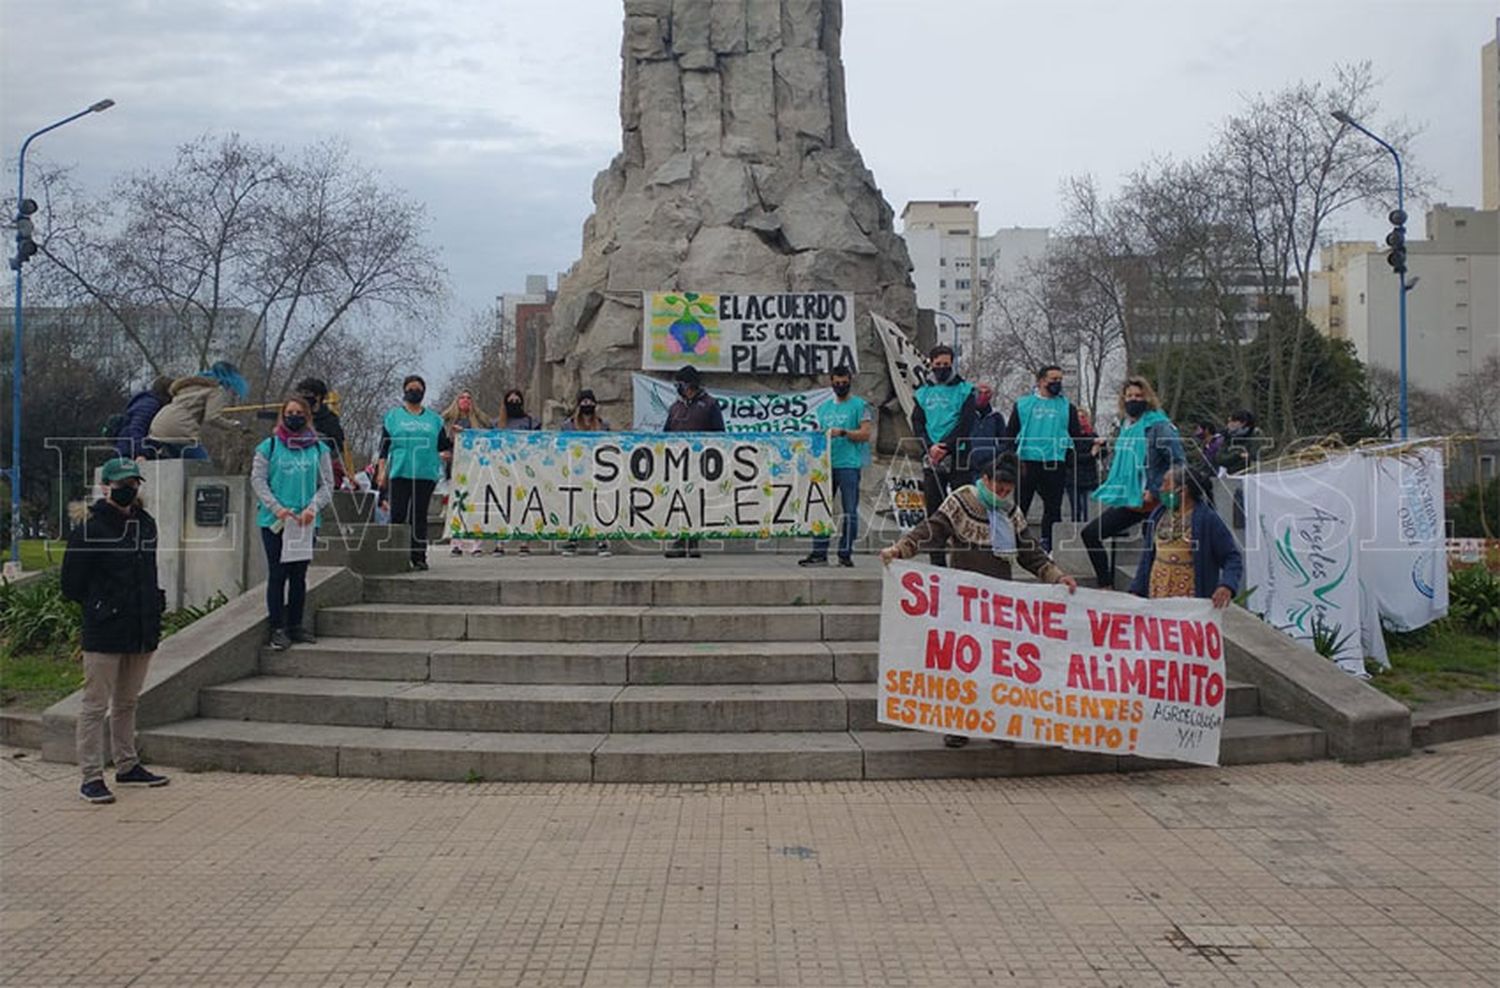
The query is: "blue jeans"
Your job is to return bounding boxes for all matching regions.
[812,468,862,560]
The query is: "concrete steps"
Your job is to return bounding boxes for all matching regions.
[138,561,1331,782]
[140,714,1325,784]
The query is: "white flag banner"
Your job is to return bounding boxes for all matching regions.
[630,374,835,433]
[1359,445,1448,636]
[1243,454,1366,674]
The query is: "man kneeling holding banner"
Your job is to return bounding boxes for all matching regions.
[878,451,1228,767]
[880,450,1079,748]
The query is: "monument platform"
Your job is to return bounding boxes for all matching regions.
[134,553,1328,782]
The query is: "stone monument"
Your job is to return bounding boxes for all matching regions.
[542,0,918,429]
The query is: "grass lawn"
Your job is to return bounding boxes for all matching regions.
[0,644,83,710]
[10,540,65,573]
[1371,621,1500,708]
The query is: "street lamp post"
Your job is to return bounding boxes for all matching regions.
[933,311,961,368]
[1332,109,1410,439]
[8,99,114,568]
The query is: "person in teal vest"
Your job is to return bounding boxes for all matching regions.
[1004,364,1085,553]
[1081,375,1184,589]
[376,375,452,571]
[251,396,335,650]
[800,364,872,567]
[910,345,977,565]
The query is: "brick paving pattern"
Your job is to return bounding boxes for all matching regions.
[2,737,1496,986]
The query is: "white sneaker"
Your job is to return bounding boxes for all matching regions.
[597,544,612,557]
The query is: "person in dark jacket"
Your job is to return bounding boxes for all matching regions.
[296,378,348,487]
[880,450,1078,749]
[958,382,1006,472]
[663,366,724,558]
[1068,409,1100,523]
[1128,464,1242,607]
[910,345,977,565]
[114,376,174,460]
[60,458,171,804]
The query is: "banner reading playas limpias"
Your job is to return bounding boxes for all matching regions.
[642,291,858,375]
[631,374,836,433]
[879,561,1226,766]
[447,430,836,541]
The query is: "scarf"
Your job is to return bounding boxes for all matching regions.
[275,424,321,450]
[1093,408,1169,508]
[972,482,1017,556]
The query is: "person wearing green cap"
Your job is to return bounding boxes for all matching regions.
[61,457,170,804]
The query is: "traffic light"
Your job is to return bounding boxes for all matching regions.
[1385,208,1407,275]
[9,198,39,271]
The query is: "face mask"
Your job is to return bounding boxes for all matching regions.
[1227,425,1248,437]
[284,414,307,432]
[1161,490,1181,511]
[404,388,424,405]
[676,382,692,398]
[832,382,851,397]
[1045,381,1063,397]
[110,485,137,508]
[1124,399,1148,419]
[505,400,524,416]
[932,366,952,384]
[974,479,1011,511]
[579,404,597,416]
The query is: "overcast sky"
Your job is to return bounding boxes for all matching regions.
[2,0,1493,383]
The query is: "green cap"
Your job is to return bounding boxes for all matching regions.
[100,458,144,484]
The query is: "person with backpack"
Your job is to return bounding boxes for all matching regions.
[61,458,171,804]
[110,376,174,460]
[296,378,348,488]
[147,361,248,461]
[251,396,335,650]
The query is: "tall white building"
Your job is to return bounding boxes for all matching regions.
[1342,205,1499,414]
[899,201,980,359]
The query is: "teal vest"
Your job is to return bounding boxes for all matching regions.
[914,380,974,445]
[1015,392,1072,463]
[256,438,325,528]
[383,407,445,482]
[817,396,871,469]
[1094,409,1170,508]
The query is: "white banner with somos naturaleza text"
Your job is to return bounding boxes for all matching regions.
[879,561,1226,766]
[642,291,858,375]
[446,429,835,542]
[630,374,835,434]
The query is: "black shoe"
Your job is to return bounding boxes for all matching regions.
[412,559,429,572]
[665,539,687,559]
[115,764,169,787]
[288,627,317,645]
[269,628,292,651]
[687,543,702,559]
[943,735,969,749]
[837,556,854,568]
[79,779,115,804]
[798,554,828,567]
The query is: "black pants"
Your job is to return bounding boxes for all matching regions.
[390,477,437,564]
[1080,505,1147,589]
[922,465,964,565]
[261,526,309,631]
[1017,460,1066,550]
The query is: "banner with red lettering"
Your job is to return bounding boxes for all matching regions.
[879,561,1227,766]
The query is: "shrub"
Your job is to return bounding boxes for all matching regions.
[1449,566,1500,635]
[162,592,230,639]
[0,573,82,656]
[1449,479,1499,539]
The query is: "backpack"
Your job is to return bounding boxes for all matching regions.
[102,412,128,439]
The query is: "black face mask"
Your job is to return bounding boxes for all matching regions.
[932,366,953,384]
[505,400,525,417]
[284,414,308,432]
[1124,399,1149,419]
[404,388,424,405]
[579,404,597,416]
[832,382,851,397]
[1045,381,1063,397]
[676,382,693,398]
[109,485,137,508]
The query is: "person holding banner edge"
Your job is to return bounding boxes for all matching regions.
[1128,464,1241,608]
[664,365,725,558]
[910,345,977,566]
[880,450,1079,748]
[800,364,870,567]
[562,389,613,558]
[1081,376,1184,590]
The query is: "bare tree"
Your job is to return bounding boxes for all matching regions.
[34,133,448,399]
[453,304,517,419]
[1217,62,1426,439]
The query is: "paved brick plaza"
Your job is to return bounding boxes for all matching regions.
[1,738,1496,987]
